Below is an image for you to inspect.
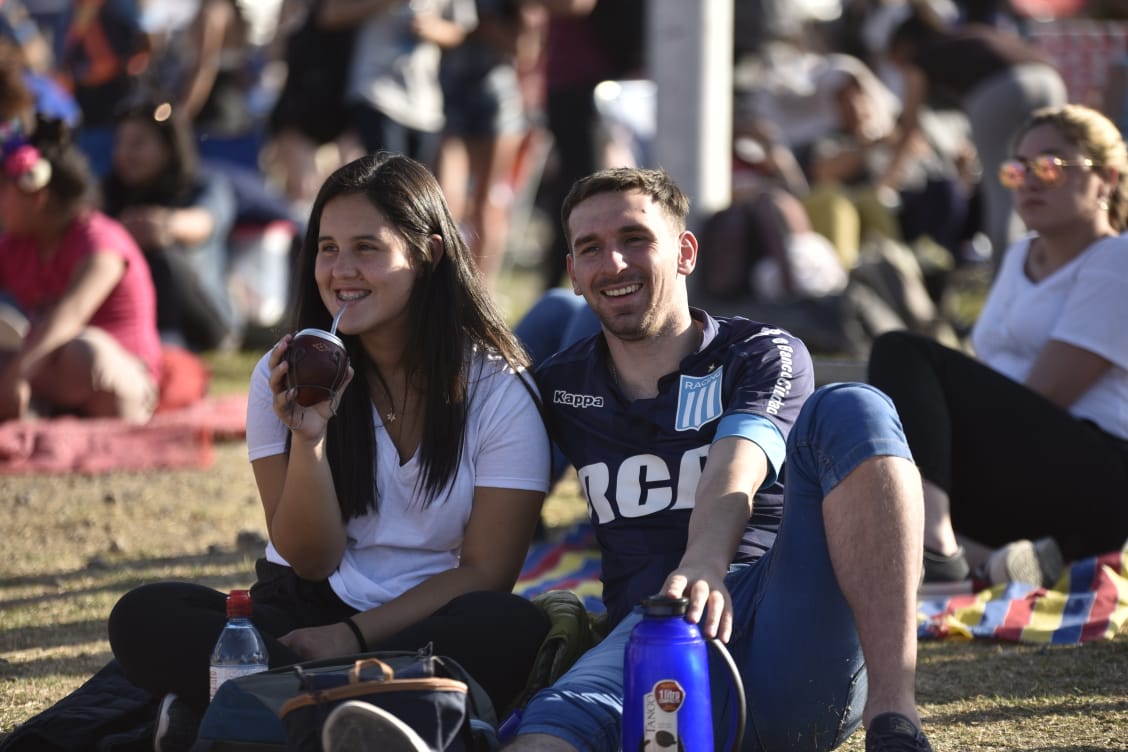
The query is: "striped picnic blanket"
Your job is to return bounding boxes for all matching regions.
[515,524,1128,646]
[515,524,605,614]
[918,546,1128,644]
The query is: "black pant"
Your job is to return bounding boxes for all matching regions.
[108,560,550,715]
[146,246,232,351]
[541,84,600,291]
[868,330,1128,560]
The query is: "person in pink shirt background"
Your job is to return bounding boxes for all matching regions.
[0,115,161,423]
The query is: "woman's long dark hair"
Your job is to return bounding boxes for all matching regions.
[22,115,98,215]
[291,152,531,519]
[101,97,200,214]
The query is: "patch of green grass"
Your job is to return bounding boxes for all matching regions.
[202,349,262,396]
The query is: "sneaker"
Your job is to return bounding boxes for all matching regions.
[153,693,200,752]
[321,700,430,752]
[865,712,933,752]
[984,537,1064,588]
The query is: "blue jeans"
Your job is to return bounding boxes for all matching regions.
[517,383,914,751]
[352,104,441,169]
[514,288,600,367]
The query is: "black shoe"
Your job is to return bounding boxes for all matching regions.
[922,546,969,583]
[153,693,200,752]
[865,712,933,752]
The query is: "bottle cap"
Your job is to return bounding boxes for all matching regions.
[641,595,688,616]
[226,589,253,618]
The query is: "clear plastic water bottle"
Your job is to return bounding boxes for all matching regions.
[209,589,269,700]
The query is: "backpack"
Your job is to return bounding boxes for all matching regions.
[192,646,497,752]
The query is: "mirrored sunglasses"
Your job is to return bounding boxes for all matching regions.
[998,154,1096,190]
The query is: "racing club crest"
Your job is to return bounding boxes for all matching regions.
[675,368,723,431]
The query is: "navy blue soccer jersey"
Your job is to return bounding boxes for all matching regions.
[535,309,815,627]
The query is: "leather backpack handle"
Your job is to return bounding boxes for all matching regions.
[350,657,395,684]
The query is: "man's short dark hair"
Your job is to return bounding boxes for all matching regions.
[560,167,691,250]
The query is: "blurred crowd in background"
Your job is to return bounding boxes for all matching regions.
[1,0,1127,357]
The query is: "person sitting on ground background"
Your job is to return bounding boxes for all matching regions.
[0,115,161,423]
[502,166,933,751]
[705,115,844,306]
[880,5,1066,268]
[868,103,1128,590]
[101,95,240,352]
[802,60,971,273]
[104,152,551,750]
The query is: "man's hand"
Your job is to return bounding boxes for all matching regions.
[663,436,769,643]
[660,563,733,642]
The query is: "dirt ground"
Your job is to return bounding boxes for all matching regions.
[2,439,1127,749]
[0,438,587,581]
[1,442,265,578]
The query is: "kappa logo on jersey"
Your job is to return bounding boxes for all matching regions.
[554,389,604,409]
[674,367,723,431]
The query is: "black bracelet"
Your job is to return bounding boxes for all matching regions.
[343,616,368,652]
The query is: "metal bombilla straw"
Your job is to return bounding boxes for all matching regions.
[329,302,348,337]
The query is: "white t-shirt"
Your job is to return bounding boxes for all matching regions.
[246,349,551,611]
[346,0,478,132]
[972,234,1128,439]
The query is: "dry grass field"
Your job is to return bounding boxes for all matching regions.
[3,435,1126,750]
[2,327,1127,750]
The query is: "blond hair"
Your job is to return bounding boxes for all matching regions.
[1019,104,1128,232]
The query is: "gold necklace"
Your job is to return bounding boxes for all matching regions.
[370,378,400,425]
[380,388,399,425]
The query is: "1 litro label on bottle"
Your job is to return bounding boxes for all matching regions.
[209,664,267,700]
[642,679,684,749]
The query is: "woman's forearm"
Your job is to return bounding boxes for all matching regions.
[168,207,217,246]
[268,435,349,579]
[349,561,514,647]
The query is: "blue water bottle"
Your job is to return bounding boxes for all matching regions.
[622,595,746,751]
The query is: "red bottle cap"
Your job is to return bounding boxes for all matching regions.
[226,589,253,618]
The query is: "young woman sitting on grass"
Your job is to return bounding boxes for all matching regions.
[869,104,1128,590]
[2,153,551,752]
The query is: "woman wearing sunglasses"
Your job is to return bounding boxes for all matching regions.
[868,103,1128,591]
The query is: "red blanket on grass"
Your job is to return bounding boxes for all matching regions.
[0,393,247,475]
